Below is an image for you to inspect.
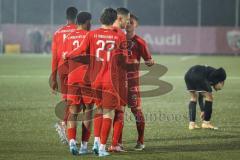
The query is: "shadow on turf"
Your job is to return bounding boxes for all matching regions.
[124,133,240,145]
[121,140,240,154]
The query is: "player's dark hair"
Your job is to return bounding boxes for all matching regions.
[66,6,78,21]
[116,7,130,16]
[77,12,92,25]
[209,67,227,84]
[100,8,117,25]
[130,13,139,22]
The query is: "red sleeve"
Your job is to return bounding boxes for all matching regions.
[51,32,58,81]
[66,33,90,59]
[139,39,152,61]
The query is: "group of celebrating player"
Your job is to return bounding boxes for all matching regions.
[51,6,154,157]
[51,5,227,157]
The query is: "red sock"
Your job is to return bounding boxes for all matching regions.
[82,122,91,142]
[94,113,103,137]
[112,110,124,146]
[100,118,112,145]
[118,131,122,144]
[131,108,145,144]
[63,104,69,124]
[67,127,76,140]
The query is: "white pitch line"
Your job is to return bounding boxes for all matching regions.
[180,56,198,61]
[161,76,240,80]
[0,75,240,80]
[0,75,49,78]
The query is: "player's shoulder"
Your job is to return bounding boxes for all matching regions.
[74,29,89,35]
[112,26,122,32]
[66,29,89,40]
[88,28,114,36]
[134,34,146,45]
[53,26,63,36]
[91,27,108,33]
[112,27,125,36]
[81,30,89,34]
[54,24,67,33]
[85,29,97,37]
[61,24,77,33]
[64,31,75,40]
[55,24,77,34]
[63,24,77,30]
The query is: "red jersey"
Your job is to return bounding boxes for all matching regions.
[127,34,152,86]
[51,24,77,75]
[128,34,152,64]
[63,29,88,85]
[112,27,128,106]
[112,26,126,40]
[128,34,152,73]
[127,35,152,107]
[68,27,128,86]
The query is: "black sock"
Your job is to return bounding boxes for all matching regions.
[189,101,197,122]
[204,101,213,121]
[198,94,205,112]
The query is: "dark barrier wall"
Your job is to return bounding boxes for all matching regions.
[164,0,198,26]
[202,0,236,26]
[0,0,239,26]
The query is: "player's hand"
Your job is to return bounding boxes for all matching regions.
[51,81,58,95]
[145,59,154,67]
[128,59,138,64]
[62,52,68,60]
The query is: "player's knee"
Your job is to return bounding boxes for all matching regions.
[83,108,94,122]
[130,107,137,114]
[103,109,114,119]
[205,93,213,101]
[69,105,78,114]
[85,104,94,111]
[190,93,197,102]
[131,107,144,122]
[114,110,124,122]
[95,107,103,114]
[130,106,141,114]
[68,105,79,122]
[116,106,125,112]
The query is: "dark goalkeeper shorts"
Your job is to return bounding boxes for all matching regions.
[184,71,212,93]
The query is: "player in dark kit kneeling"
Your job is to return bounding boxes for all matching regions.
[184,65,226,130]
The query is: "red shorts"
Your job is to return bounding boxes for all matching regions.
[127,73,141,108]
[67,83,95,106]
[93,83,120,109]
[67,84,82,106]
[80,84,94,105]
[128,86,141,107]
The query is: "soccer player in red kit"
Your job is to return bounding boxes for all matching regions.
[65,8,128,157]
[51,7,78,144]
[107,7,130,152]
[63,12,93,155]
[126,14,154,150]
